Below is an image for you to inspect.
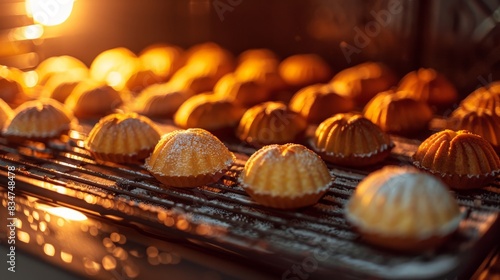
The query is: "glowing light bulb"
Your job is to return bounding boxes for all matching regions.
[26,0,75,26]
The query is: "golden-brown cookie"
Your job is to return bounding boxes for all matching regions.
[363,90,433,136]
[412,129,500,189]
[331,62,398,105]
[345,165,462,252]
[139,43,183,81]
[174,93,245,133]
[65,80,123,119]
[85,112,161,163]
[279,54,331,88]
[239,144,333,209]
[129,83,193,118]
[446,107,500,152]
[214,73,270,107]
[236,101,307,147]
[145,128,235,188]
[289,83,356,124]
[460,81,500,116]
[3,98,74,141]
[398,68,458,108]
[0,98,13,130]
[311,113,393,167]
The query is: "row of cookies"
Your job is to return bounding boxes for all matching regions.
[0,87,496,256]
[0,99,471,254]
[1,43,498,255]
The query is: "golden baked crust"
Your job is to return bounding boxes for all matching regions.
[174,93,245,131]
[447,107,500,152]
[183,42,235,81]
[0,98,13,130]
[239,144,332,209]
[129,82,193,118]
[89,48,139,91]
[65,80,123,119]
[398,68,458,107]
[345,165,462,252]
[413,129,500,189]
[85,112,161,163]
[214,73,270,107]
[363,90,433,135]
[331,62,397,105]
[169,65,220,94]
[41,70,87,103]
[235,59,286,92]
[0,76,24,104]
[236,101,307,147]
[237,48,279,64]
[36,55,88,86]
[460,82,500,116]
[145,128,235,188]
[279,54,331,88]
[311,113,393,167]
[139,44,183,81]
[3,98,74,141]
[289,83,355,124]
[125,70,164,93]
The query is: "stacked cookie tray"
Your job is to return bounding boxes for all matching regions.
[0,118,499,280]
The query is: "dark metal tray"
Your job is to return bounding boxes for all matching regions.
[0,121,499,279]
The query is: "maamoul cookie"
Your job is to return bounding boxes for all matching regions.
[413,129,500,189]
[398,68,458,108]
[236,101,307,147]
[3,98,74,141]
[289,83,355,124]
[239,144,333,209]
[363,90,433,136]
[331,62,397,105]
[145,128,235,188]
[85,112,161,163]
[345,165,462,252]
[311,113,393,167]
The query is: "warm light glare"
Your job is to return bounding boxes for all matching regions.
[23,71,39,88]
[26,0,75,26]
[39,205,87,221]
[106,71,123,87]
[43,243,55,257]
[18,231,30,243]
[61,251,73,263]
[23,24,44,39]
[10,24,44,41]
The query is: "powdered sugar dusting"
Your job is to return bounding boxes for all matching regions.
[145,128,235,176]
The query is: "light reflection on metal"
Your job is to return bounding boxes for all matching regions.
[43,243,55,256]
[123,261,140,278]
[18,231,30,243]
[61,251,73,263]
[68,130,81,139]
[38,205,88,221]
[102,255,117,271]
[32,210,40,221]
[83,258,101,276]
[39,221,47,232]
[146,246,158,258]
[112,247,128,261]
[36,234,44,245]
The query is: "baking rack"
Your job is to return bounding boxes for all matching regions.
[0,123,499,279]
